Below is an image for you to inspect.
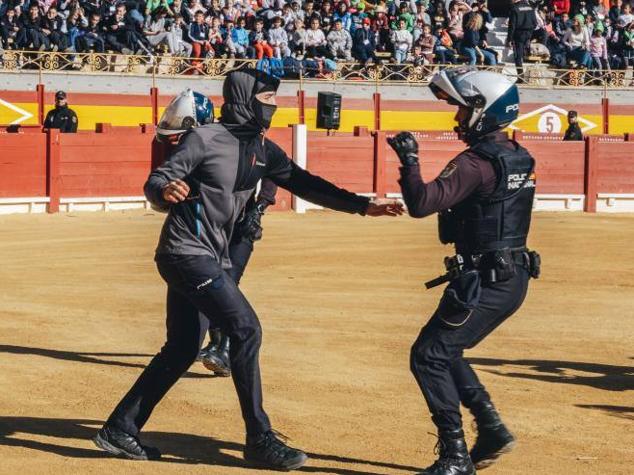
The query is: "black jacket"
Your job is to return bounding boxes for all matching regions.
[563,123,583,141]
[44,105,78,133]
[508,0,537,38]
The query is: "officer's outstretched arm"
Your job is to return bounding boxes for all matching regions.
[144,131,204,207]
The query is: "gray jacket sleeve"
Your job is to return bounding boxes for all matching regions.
[264,140,370,215]
[144,131,205,207]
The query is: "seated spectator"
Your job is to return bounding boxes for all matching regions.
[104,4,135,54]
[17,3,50,50]
[395,2,415,32]
[250,17,273,58]
[327,18,352,60]
[461,12,496,65]
[430,2,447,32]
[562,16,593,67]
[372,10,391,52]
[187,10,212,60]
[290,18,306,56]
[447,1,470,49]
[66,7,88,51]
[554,12,571,37]
[416,24,436,64]
[228,16,249,57]
[268,16,290,58]
[433,26,457,64]
[391,18,412,63]
[144,7,173,53]
[77,12,105,52]
[169,14,193,57]
[208,16,225,57]
[1,8,21,49]
[320,1,333,24]
[619,2,634,25]
[333,1,353,32]
[41,6,69,52]
[305,16,331,58]
[553,0,571,17]
[352,16,375,64]
[608,0,621,24]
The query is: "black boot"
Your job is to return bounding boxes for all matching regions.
[419,429,475,475]
[469,402,515,470]
[244,430,308,470]
[93,425,161,460]
[202,332,231,377]
[198,330,222,362]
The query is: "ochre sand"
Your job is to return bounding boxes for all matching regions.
[0,210,632,474]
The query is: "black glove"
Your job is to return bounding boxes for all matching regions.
[387,131,419,166]
[236,202,267,242]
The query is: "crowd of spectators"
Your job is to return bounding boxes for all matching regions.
[0,0,633,76]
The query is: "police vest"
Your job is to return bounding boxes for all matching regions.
[438,138,535,254]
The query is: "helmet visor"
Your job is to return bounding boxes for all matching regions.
[429,70,468,107]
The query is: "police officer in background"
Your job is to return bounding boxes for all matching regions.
[563,110,584,141]
[388,68,540,475]
[44,91,78,133]
[507,0,537,83]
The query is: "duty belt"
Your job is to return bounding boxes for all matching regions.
[424,249,538,289]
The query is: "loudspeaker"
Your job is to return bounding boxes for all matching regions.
[316,92,342,130]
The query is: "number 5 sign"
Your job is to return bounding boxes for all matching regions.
[509,104,597,134]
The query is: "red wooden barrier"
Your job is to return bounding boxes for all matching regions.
[57,125,153,198]
[306,131,374,193]
[595,140,634,193]
[0,133,47,198]
[519,140,586,195]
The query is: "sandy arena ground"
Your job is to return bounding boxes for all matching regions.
[0,209,632,475]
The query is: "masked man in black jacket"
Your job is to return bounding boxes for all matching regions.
[94,70,402,471]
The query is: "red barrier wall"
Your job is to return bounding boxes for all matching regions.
[306,132,374,192]
[2,125,634,213]
[57,128,153,197]
[0,133,47,197]
[596,142,634,193]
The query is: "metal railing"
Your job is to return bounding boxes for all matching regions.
[0,49,631,88]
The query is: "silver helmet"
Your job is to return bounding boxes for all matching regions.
[156,89,214,137]
[429,68,519,140]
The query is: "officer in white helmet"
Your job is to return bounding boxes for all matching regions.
[156,88,214,140]
[388,67,541,475]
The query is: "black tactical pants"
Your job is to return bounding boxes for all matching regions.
[107,253,271,437]
[410,268,530,432]
[512,31,532,79]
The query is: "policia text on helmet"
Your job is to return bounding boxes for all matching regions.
[388,67,540,475]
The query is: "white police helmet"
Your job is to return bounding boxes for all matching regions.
[429,67,519,140]
[156,89,214,137]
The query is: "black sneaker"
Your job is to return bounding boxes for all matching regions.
[93,425,161,461]
[470,423,515,470]
[244,431,308,471]
[419,430,475,475]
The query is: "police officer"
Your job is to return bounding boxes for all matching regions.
[563,110,584,141]
[507,0,537,83]
[43,91,78,133]
[94,70,402,471]
[388,68,540,475]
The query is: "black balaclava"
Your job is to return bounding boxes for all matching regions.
[220,69,280,138]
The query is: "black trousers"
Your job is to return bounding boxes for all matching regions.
[207,237,253,343]
[106,251,271,437]
[410,269,530,432]
[512,30,532,76]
